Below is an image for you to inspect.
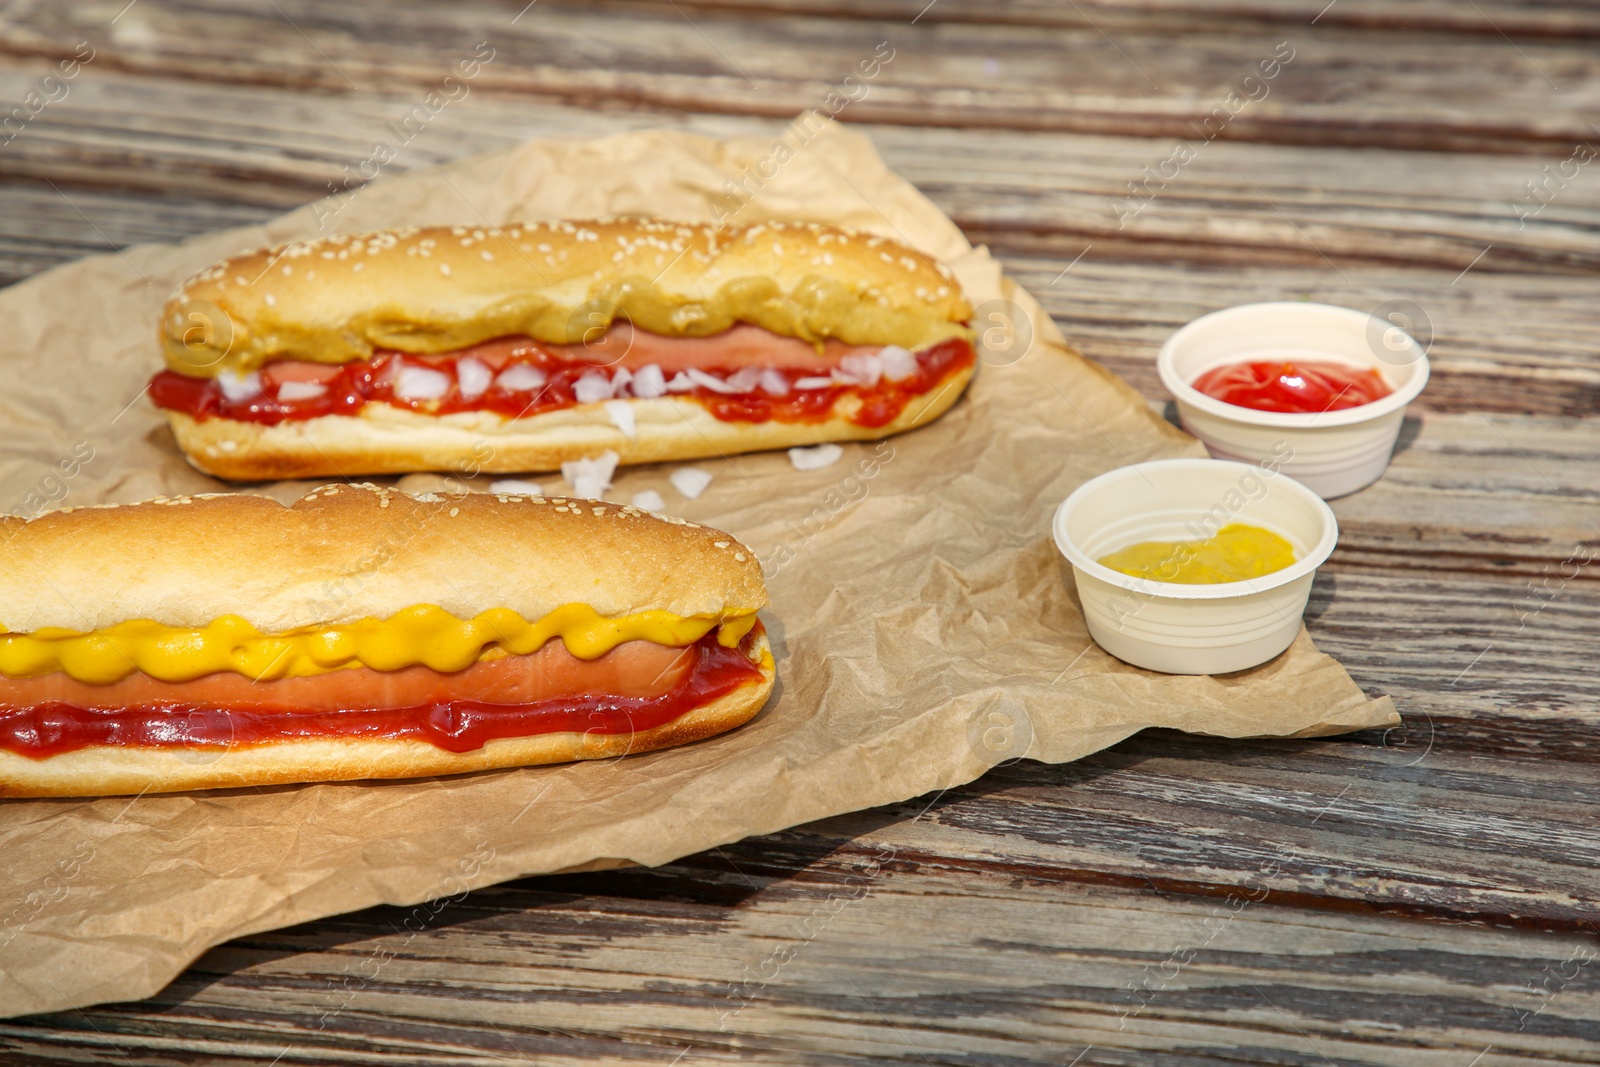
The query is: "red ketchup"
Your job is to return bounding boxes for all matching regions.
[0,631,766,759]
[148,337,976,431]
[1191,360,1392,414]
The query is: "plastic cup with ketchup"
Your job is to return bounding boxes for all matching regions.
[1053,458,1339,675]
[1156,301,1429,499]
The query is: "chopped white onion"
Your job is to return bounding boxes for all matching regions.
[665,372,697,393]
[834,353,883,387]
[760,368,791,396]
[456,356,492,400]
[395,365,452,400]
[217,369,261,402]
[725,366,764,394]
[685,368,741,395]
[632,363,667,399]
[275,380,326,402]
[669,466,713,499]
[631,489,666,512]
[789,443,844,471]
[604,399,636,438]
[562,450,619,501]
[494,364,547,392]
[794,376,834,390]
[610,366,634,397]
[489,479,542,495]
[877,345,918,381]
[574,372,615,404]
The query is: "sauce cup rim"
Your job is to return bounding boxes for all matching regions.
[1156,301,1430,430]
[1053,458,1340,601]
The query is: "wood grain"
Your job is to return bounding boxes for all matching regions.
[3,0,1600,1062]
[0,0,1596,154]
[668,0,1600,38]
[0,71,1596,285]
[8,758,1600,1064]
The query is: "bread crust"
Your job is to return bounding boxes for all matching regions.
[0,645,775,797]
[162,363,975,480]
[166,219,973,375]
[0,485,767,634]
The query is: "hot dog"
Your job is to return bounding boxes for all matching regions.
[0,485,774,796]
[150,219,977,480]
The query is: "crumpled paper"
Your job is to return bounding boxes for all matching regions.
[0,115,1396,1017]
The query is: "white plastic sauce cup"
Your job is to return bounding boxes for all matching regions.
[1157,301,1429,499]
[1053,458,1339,675]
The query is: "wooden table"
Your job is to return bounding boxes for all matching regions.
[3,1,1599,1062]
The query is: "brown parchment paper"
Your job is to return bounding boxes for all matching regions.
[0,116,1397,1017]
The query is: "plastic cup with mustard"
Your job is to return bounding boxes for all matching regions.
[1053,458,1338,675]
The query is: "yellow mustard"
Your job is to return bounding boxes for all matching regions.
[0,604,759,686]
[1097,523,1297,585]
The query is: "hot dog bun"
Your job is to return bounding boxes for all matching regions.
[153,219,977,481]
[0,486,774,796]
[0,483,765,633]
[166,219,972,374]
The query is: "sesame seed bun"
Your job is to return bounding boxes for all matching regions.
[164,362,975,480]
[0,485,767,634]
[165,219,973,377]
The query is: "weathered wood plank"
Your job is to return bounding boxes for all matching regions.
[0,0,1595,154]
[8,779,1600,1065]
[1311,565,1600,725]
[671,0,1600,39]
[0,181,272,283]
[0,70,1594,286]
